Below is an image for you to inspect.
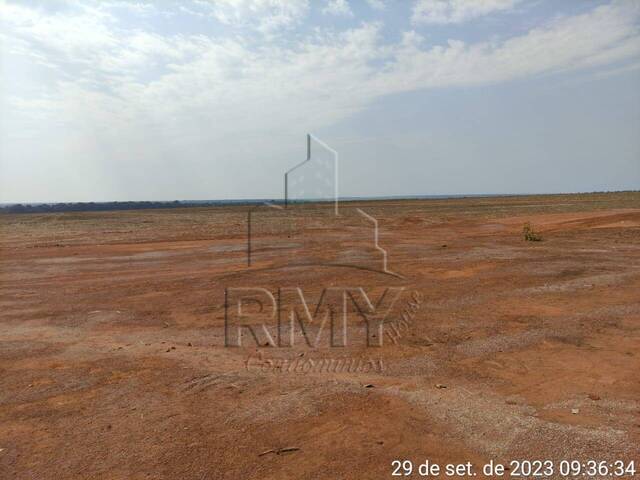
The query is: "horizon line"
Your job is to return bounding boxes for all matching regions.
[1,189,638,208]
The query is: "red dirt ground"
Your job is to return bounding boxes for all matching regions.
[1,192,639,479]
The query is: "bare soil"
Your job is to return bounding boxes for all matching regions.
[1,192,639,479]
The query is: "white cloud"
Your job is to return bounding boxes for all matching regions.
[366,0,386,10]
[323,0,354,17]
[1,3,118,57]
[388,2,640,92]
[201,0,310,33]
[412,0,518,24]
[101,1,157,15]
[3,1,639,127]
[1,0,640,200]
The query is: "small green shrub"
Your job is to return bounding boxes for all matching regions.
[523,222,542,242]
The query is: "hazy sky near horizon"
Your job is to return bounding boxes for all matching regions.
[1,0,639,202]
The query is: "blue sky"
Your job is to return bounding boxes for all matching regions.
[1,0,639,202]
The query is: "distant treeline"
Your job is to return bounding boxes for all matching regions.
[0,200,267,214]
[1,191,637,214]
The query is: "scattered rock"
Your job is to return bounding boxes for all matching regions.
[435,384,447,389]
[187,342,193,347]
[571,408,579,415]
[278,447,300,454]
[364,384,374,388]
[259,447,300,457]
[588,394,601,401]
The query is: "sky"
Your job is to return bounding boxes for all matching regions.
[0,0,639,203]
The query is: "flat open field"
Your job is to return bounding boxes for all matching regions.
[1,192,639,479]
